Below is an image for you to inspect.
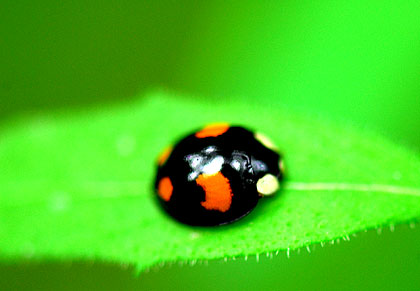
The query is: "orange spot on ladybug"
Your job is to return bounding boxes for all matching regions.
[195,123,229,138]
[195,172,233,212]
[158,177,173,201]
[157,146,172,166]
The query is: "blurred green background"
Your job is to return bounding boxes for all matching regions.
[1,1,419,290]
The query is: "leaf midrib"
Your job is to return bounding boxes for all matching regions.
[2,181,420,209]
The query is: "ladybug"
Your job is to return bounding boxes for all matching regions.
[154,123,284,226]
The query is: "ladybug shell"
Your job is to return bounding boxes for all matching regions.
[155,125,283,226]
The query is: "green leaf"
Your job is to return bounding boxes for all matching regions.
[1,91,420,272]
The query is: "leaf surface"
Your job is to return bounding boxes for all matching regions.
[1,91,420,271]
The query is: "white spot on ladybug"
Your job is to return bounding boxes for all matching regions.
[204,146,217,154]
[188,155,203,168]
[230,159,241,171]
[186,154,203,180]
[202,156,224,175]
[187,155,224,180]
[255,132,277,150]
[256,174,279,197]
[188,172,198,181]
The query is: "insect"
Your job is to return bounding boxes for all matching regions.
[154,123,284,226]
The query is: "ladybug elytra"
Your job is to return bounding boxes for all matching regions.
[155,124,284,226]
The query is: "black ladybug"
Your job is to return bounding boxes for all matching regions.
[155,124,284,226]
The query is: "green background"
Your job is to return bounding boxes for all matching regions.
[1,1,419,290]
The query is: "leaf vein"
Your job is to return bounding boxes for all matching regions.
[284,182,420,197]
